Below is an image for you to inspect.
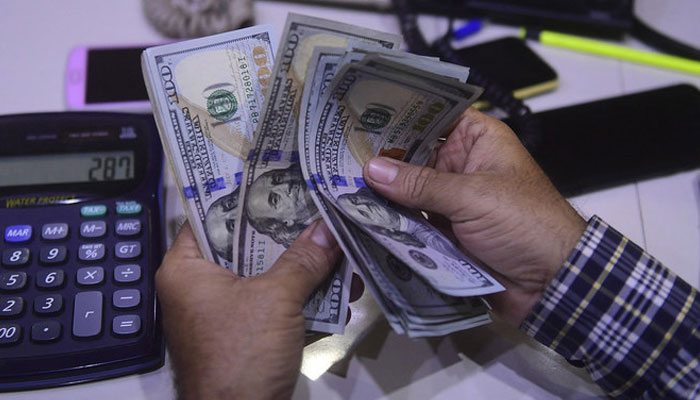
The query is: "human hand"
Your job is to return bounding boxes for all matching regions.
[362,108,587,326]
[156,220,340,400]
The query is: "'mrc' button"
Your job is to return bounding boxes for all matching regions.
[115,219,141,237]
[5,225,32,243]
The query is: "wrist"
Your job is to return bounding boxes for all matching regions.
[492,210,587,326]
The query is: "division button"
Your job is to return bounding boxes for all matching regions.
[113,289,140,309]
[112,315,141,336]
[41,223,69,240]
[31,320,61,342]
[73,291,103,338]
[76,266,104,286]
[114,264,141,283]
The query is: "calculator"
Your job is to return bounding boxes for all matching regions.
[0,112,164,391]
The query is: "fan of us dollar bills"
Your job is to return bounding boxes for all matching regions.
[142,13,504,338]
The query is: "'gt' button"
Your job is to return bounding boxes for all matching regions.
[115,242,141,260]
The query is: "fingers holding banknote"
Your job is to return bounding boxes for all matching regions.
[362,108,587,326]
[156,220,340,400]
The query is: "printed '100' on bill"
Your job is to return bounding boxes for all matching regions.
[141,25,276,269]
[307,61,504,297]
[231,15,400,334]
[233,13,401,276]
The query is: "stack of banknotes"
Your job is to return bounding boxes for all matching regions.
[142,13,505,338]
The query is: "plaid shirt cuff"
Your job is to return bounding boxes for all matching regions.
[521,215,700,399]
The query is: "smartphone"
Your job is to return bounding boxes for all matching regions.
[456,37,558,101]
[512,84,700,197]
[65,45,153,111]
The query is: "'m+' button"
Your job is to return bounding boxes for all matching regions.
[5,225,32,243]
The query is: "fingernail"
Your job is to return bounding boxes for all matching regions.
[310,220,335,248]
[368,157,399,184]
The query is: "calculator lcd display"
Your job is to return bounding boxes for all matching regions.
[0,151,135,187]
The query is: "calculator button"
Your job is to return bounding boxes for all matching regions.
[116,201,142,215]
[4,225,32,243]
[31,320,61,343]
[0,272,27,291]
[36,270,65,289]
[39,245,67,264]
[73,291,103,338]
[2,248,30,267]
[115,242,141,260]
[113,289,140,309]
[41,223,69,240]
[0,297,24,318]
[81,205,107,218]
[80,221,107,238]
[0,323,21,345]
[78,243,106,262]
[34,294,63,315]
[77,267,104,286]
[114,264,141,284]
[113,315,141,336]
[115,219,142,236]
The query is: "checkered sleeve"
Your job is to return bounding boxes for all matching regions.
[521,215,700,399]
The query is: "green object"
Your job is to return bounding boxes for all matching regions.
[207,89,238,121]
[361,107,392,131]
[519,28,700,76]
[116,201,142,215]
[81,205,107,217]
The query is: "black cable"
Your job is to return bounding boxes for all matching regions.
[631,16,700,62]
[392,0,542,152]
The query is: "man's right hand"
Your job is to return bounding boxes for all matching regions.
[362,108,587,326]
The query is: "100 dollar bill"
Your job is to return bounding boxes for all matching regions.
[231,14,400,334]
[296,46,493,336]
[233,13,401,275]
[305,60,504,297]
[142,25,276,269]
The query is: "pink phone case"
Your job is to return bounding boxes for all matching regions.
[65,45,153,111]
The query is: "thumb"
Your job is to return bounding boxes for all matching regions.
[266,219,341,303]
[363,157,473,218]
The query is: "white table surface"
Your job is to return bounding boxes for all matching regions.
[1,1,699,399]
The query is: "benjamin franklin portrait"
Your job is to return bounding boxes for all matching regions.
[244,164,319,247]
[336,187,424,248]
[204,187,239,262]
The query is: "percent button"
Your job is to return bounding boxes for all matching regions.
[78,243,106,262]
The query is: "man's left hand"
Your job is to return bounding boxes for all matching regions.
[156,219,340,400]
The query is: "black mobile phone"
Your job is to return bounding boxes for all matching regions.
[456,37,558,101]
[66,45,154,111]
[513,84,700,197]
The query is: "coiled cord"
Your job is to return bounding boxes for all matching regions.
[392,0,542,152]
